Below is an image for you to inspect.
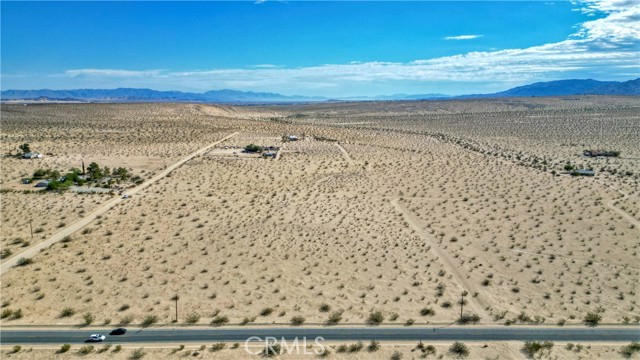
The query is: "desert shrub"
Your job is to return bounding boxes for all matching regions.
[210,343,226,352]
[130,348,146,359]
[1,309,13,319]
[449,342,470,358]
[0,248,12,259]
[211,315,229,326]
[119,314,134,325]
[83,312,94,325]
[620,342,640,358]
[390,350,403,360]
[141,315,158,327]
[262,343,281,357]
[584,312,602,327]
[420,307,435,316]
[241,316,256,325]
[60,307,75,317]
[348,341,364,352]
[185,311,200,324]
[78,345,94,355]
[326,310,343,325]
[405,318,415,326]
[11,308,23,319]
[260,307,274,316]
[16,257,32,266]
[521,341,553,358]
[290,316,305,326]
[319,303,331,312]
[57,344,71,353]
[368,340,380,352]
[113,345,122,353]
[336,344,348,353]
[367,311,384,325]
[422,345,437,356]
[11,345,21,353]
[119,304,130,311]
[97,344,112,353]
[458,313,481,325]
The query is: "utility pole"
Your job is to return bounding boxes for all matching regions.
[29,219,33,240]
[460,291,466,319]
[172,295,179,323]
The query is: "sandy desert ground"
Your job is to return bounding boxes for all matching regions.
[1,98,638,332]
[0,341,636,360]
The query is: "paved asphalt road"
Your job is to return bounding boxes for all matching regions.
[1,327,638,344]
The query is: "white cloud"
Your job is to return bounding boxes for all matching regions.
[64,69,163,78]
[444,35,483,40]
[54,0,640,95]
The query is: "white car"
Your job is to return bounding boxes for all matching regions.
[122,194,130,199]
[86,334,106,342]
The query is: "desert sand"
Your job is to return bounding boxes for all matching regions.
[1,98,638,331]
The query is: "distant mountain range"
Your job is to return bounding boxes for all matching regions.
[1,78,638,103]
[460,78,640,98]
[0,88,325,103]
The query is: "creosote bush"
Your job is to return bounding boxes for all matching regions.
[367,310,384,325]
[290,315,305,326]
[449,342,470,358]
[211,315,229,326]
[141,315,158,327]
[326,310,343,325]
[57,344,71,354]
[521,341,553,358]
[584,312,602,327]
[130,348,146,360]
[368,340,380,352]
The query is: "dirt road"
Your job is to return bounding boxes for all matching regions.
[391,198,491,321]
[0,132,239,276]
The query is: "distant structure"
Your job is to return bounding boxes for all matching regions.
[583,150,620,157]
[572,169,596,176]
[287,135,299,141]
[22,152,42,159]
[34,180,49,187]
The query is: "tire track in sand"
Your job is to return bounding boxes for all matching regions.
[391,198,491,321]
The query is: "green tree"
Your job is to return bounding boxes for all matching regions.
[87,162,103,180]
[19,143,31,154]
[244,144,263,153]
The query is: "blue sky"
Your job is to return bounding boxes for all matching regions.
[2,1,639,96]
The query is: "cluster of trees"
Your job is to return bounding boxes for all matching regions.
[86,162,131,182]
[18,143,31,154]
[244,144,263,153]
[31,163,140,192]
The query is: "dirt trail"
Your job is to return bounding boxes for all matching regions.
[0,132,239,276]
[594,179,640,229]
[391,198,491,321]
[335,143,354,165]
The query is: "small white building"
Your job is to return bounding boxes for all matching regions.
[287,135,299,141]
